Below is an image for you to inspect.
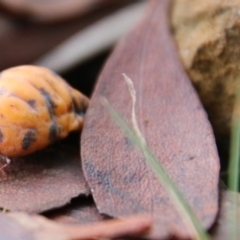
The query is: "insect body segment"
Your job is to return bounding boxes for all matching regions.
[0,65,89,157]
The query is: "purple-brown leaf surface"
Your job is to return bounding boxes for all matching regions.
[0,134,90,213]
[81,0,220,239]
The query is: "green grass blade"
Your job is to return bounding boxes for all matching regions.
[228,80,240,240]
[102,98,210,240]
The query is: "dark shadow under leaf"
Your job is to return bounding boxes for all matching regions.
[45,195,103,225]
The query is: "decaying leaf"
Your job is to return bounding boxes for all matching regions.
[45,196,103,225]
[0,1,139,71]
[0,211,151,240]
[35,2,146,73]
[0,0,138,23]
[0,134,90,213]
[81,0,220,239]
[0,0,106,23]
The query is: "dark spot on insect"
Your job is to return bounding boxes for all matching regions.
[9,94,36,110]
[0,130,3,142]
[9,104,18,110]
[49,123,59,143]
[40,88,57,119]
[22,129,37,150]
[0,114,4,118]
[72,98,84,116]
[27,99,36,109]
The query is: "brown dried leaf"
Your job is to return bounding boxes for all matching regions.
[0,211,151,240]
[0,134,90,213]
[0,0,106,23]
[81,0,220,239]
[0,0,138,23]
[211,190,240,239]
[0,1,138,71]
[35,2,146,73]
[45,196,103,225]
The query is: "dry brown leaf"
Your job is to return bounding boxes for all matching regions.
[0,134,90,213]
[35,2,146,73]
[0,0,139,23]
[0,211,151,240]
[81,0,220,239]
[0,1,138,71]
[45,196,103,225]
[0,0,106,23]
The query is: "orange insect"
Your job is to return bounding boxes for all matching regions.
[0,65,89,160]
